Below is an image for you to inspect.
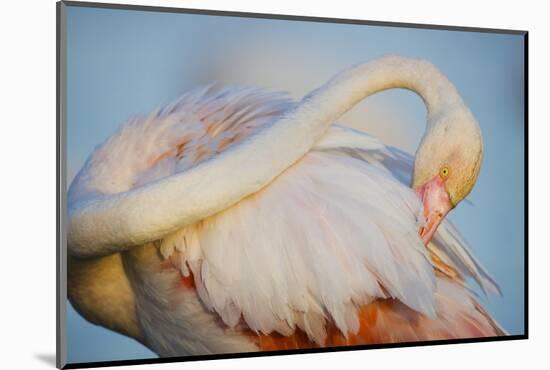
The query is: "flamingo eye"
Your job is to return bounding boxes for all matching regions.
[440,166,450,178]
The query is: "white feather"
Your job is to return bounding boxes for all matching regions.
[161,134,438,344]
[68,58,503,355]
[95,86,499,345]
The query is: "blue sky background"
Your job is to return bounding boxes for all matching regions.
[66,5,525,364]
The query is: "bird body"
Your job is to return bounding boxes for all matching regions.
[68,56,504,357]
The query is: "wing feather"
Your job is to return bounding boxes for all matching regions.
[88,85,502,345]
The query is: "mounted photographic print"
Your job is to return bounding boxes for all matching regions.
[56,1,528,368]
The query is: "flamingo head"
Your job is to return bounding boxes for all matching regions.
[412,106,483,244]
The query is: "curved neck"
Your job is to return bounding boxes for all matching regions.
[68,56,463,256]
[300,56,462,126]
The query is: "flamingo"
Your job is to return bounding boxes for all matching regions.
[67,55,504,357]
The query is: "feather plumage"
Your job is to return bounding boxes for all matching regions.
[69,82,503,356]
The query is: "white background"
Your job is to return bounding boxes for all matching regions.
[0,0,545,369]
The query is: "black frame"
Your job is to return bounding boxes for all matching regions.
[56,1,529,368]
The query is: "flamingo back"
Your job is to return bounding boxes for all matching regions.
[69,85,503,354]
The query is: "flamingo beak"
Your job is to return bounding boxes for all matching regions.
[415,175,452,245]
